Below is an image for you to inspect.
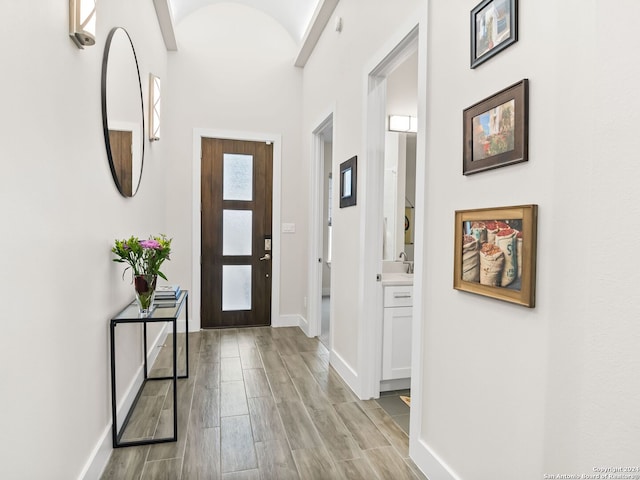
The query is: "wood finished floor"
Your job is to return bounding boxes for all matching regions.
[101,326,428,480]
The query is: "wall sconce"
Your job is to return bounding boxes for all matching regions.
[149,74,161,141]
[388,115,418,133]
[69,0,96,48]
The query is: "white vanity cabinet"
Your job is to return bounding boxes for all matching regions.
[382,285,413,381]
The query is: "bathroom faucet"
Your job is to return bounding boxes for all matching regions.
[398,252,413,273]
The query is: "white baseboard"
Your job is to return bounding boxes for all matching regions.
[410,437,461,480]
[273,314,303,328]
[78,424,112,480]
[380,377,411,392]
[329,349,359,395]
[79,325,169,480]
[298,314,310,335]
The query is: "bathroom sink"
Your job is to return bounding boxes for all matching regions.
[381,272,414,285]
[382,260,412,274]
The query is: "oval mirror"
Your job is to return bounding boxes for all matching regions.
[101,27,145,197]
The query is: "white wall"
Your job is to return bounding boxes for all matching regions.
[163,3,306,327]
[419,0,640,478]
[302,0,424,385]
[0,1,168,478]
[386,50,419,119]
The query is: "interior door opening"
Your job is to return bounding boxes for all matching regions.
[359,25,419,402]
[380,49,418,396]
[311,114,334,346]
[320,138,333,348]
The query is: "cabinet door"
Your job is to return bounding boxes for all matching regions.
[382,306,412,380]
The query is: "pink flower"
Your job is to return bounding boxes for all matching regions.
[139,239,161,249]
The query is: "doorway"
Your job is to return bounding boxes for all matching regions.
[310,114,334,347]
[200,137,273,328]
[359,26,419,401]
[320,136,333,348]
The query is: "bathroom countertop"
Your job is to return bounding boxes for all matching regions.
[381,273,414,286]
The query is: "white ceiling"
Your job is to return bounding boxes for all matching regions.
[169,0,320,43]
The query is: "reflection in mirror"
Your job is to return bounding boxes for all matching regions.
[383,132,417,260]
[101,27,144,197]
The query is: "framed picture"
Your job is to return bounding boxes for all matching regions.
[471,0,518,68]
[453,204,537,307]
[404,207,414,245]
[463,79,528,175]
[339,156,357,208]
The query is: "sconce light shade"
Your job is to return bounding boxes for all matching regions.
[70,0,96,48]
[149,74,161,141]
[388,115,418,133]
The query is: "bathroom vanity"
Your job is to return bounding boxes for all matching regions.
[380,269,413,391]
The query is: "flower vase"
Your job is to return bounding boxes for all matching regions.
[134,274,157,315]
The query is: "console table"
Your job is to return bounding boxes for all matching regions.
[110,290,189,448]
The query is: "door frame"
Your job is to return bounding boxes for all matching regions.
[359,25,419,400]
[192,128,282,331]
[308,111,335,339]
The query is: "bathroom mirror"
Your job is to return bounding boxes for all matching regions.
[101,27,145,197]
[383,132,417,260]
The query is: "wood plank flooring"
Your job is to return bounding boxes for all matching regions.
[101,327,428,480]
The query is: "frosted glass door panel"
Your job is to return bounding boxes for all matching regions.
[223,210,252,256]
[222,265,252,311]
[223,154,253,201]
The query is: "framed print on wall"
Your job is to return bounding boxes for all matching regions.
[453,204,538,307]
[339,156,357,208]
[463,79,528,175]
[471,0,518,68]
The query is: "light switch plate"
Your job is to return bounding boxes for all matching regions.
[281,223,296,233]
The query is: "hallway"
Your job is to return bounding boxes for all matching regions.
[101,327,426,479]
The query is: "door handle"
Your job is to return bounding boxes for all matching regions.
[260,254,271,261]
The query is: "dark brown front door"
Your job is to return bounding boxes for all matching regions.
[201,138,273,328]
[108,130,133,196]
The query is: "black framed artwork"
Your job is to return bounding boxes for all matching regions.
[463,79,528,175]
[470,0,518,69]
[339,156,357,208]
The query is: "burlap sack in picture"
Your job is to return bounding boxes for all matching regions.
[470,222,487,244]
[495,228,518,287]
[485,221,499,245]
[496,221,511,233]
[517,232,523,280]
[462,235,480,282]
[479,243,504,286]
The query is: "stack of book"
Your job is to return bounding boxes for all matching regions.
[155,284,181,307]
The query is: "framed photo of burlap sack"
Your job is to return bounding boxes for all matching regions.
[463,79,528,175]
[454,204,537,307]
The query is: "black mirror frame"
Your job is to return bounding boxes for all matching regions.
[101,27,145,197]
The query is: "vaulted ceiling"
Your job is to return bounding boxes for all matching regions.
[169,0,320,43]
[153,0,338,66]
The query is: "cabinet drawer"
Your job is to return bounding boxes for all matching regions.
[384,285,413,307]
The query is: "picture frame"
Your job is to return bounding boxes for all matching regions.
[453,204,537,307]
[339,156,357,208]
[463,78,528,175]
[404,206,414,245]
[470,0,518,68]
